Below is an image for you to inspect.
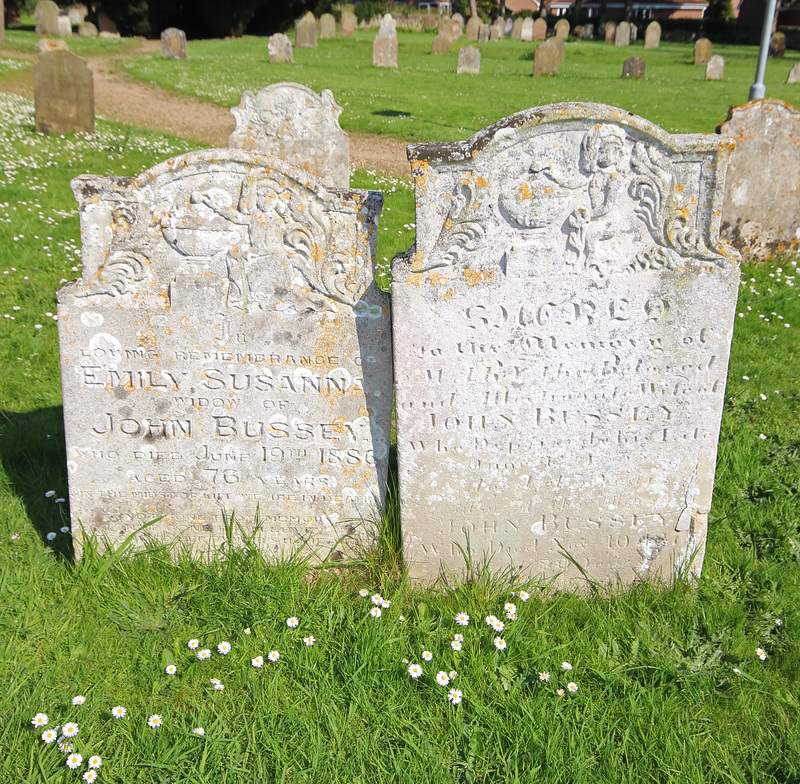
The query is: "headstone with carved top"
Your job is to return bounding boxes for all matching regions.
[615,21,630,46]
[466,15,480,41]
[705,54,724,80]
[490,18,505,40]
[604,21,616,42]
[57,148,391,561]
[393,102,740,587]
[35,0,60,35]
[319,13,336,39]
[520,17,534,42]
[340,10,357,37]
[554,19,570,40]
[511,17,523,39]
[644,21,661,49]
[694,37,711,65]
[532,17,547,41]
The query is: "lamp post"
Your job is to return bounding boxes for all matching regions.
[749,0,779,101]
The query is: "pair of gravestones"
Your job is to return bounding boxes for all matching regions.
[58,82,748,589]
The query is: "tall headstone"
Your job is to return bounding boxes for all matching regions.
[319,13,336,39]
[533,38,559,75]
[431,34,451,54]
[57,14,72,36]
[394,103,740,587]
[452,13,465,38]
[717,99,800,257]
[372,14,398,68]
[457,45,480,74]
[629,24,637,43]
[622,55,645,77]
[584,23,594,38]
[78,21,98,37]
[438,15,453,36]
[161,28,187,60]
[694,38,711,65]
[466,15,480,41]
[490,18,505,41]
[604,21,617,43]
[644,21,661,48]
[788,63,800,83]
[615,21,630,46]
[554,19,570,40]
[532,17,547,41]
[511,17,523,39]
[228,83,349,189]
[705,54,724,80]
[478,23,490,43]
[340,10,357,37]
[34,50,93,134]
[58,149,391,560]
[296,12,318,49]
[269,33,294,64]
[505,17,514,36]
[520,17,534,42]
[35,0,60,35]
[769,31,785,57]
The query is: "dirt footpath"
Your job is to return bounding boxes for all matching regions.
[0,39,411,178]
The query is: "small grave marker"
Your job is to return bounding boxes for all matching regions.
[532,17,547,41]
[34,49,93,135]
[161,28,187,60]
[269,33,294,64]
[533,37,559,76]
[604,21,617,43]
[705,54,724,80]
[694,38,711,65]
[554,19,570,40]
[457,45,480,74]
[622,56,645,78]
[319,13,336,39]
[296,12,318,49]
[615,21,630,46]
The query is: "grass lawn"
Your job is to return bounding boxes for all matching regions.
[0,31,799,781]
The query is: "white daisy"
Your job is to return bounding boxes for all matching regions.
[408,663,423,679]
[539,672,550,682]
[733,667,742,676]
[358,588,370,598]
[58,739,74,754]
[567,682,578,693]
[192,727,205,736]
[491,619,505,633]
[485,615,499,627]
[303,635,316,647]
[268,650,280,662]
[251,656,264,668]
[455,612,470,626]
[398,616,405,623]
[165,664,177,675]
[380,598,391,609]
[518,591,530,602]
[776,619,784,627]
[422,650,433,661]
[453,634,464,643]
[66,753,83,770]
[213,683,224,691]
[556,688,565,697]
[31,713,49,727]
[504,602,517,615]
[217,641,231,655]
[209,678,221,686]
[756,648,767,661]
[111,705,127,719]
[561,662,573,671]
[45,490,55,498]
[244,627,251,635]
[187,639,200,650]
[147,714,162,728]
[41,728,58,744]
[286,617,299,628]
[197,648,211,661]
[447,688,463,705]
[72,695,86,706]
[506,611,517,621]
[435,671,450,686]
[449,670,457,680]
[451,640,462,652]
[62,722,79,738]
[46,532,56,541]
[371,593,383,606]
[370,607,382,618]
[494,637,507,651]
[88,756,102,769]
[83,771,98,783]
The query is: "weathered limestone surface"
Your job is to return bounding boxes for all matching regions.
[457,45,480,74]
[319,13,336,39]
[554,19,570,40]
[452,13,465,37]
[35,50,94,134]
[68,4,87,25]
[161,28,187,60]
[705,54,724,80]
[717,99,800,257]
[39,37,68,53]
[788,63,800,84]
[615,21,630,46]
[269,33,293,64]
[478,23,490,42]
[694,37,711,65]
[58,150,391,560]
[228,83,349,189]
[520,18,534,42]
[373,15,398,67]
[393,103,740,587]
[532,17,547,41]
[57,14,72,37]
[431,34,451,55]
[35,0,60,35]
[534,38,559,75]
[644,21,661,48]
[340,11,357,37]
[78,21,98,37]
[296,12,318,48]
[466,15,480,41]
[622,56,645,78]
[511,18,523,39]
[604,21,617,42]
[490,18,505,41]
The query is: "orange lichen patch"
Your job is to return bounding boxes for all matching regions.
[427,271,448,287]
[440,288,456,301]
[358,405,370,418]
[137,329,158,351]
[443,217,453,230]
[475,176,489,188]
[409,249,426,272]
[330,417,350,437]
[405,272,424,286]
[463,268,494,286]
[311,243,323,263]
[674,183,685,193]
[517,183,532,201]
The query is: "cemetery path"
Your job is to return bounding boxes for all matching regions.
[0,40,411,178]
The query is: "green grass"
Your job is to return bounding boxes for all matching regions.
[0,58,799,781]
[114,30,800,140]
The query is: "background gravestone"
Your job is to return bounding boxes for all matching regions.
[228,83,349,189]
[769,32,785,57]
[452,13,465,35]
[573,26,586,40]
[35,0,60,35]
[520,17,534,42]
[466,15,480,41]
[34,50,93,134]
[269,33,293,63]
[78,21,98,37]
[505,17,513,36]
[511,18,523,39]
[584,23,594,38]
[68,4,86,25]
[532,18,547,41]
[644,21,661,48]
[340,10,357,37]
[438,16,453,37]
[161,28,187,60]
[431,34,451,55]
[705,54,724,80]
[96,9,118,33]
[788,63,800,83]
[457,45,480,74]
[622,55,645,77]
[533,37,559,75]
[604,21,617,42]
[296,12,318,48]
[372,14,398,68]
[394,103,740,587]
[58,149,391,561]
[490,18,504,41]
[57,14,72,36]
[478,23,490,43]
[319,13,336,39]
[694,38,711,65]
[554,19,570,40]
[615,21,630,46]
[717,98,800,258]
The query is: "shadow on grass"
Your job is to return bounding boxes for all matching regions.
[372,109,414,118]
[0,406,73,560]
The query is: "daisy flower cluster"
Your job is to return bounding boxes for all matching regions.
[29,708,104,781]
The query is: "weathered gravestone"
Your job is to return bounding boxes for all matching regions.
[644,21,661,48]
[296,12,318,48]
[478,23,490,43]
[573,26,586,40]
[161,28,187,60]
[431,34,451,55]
[35,50,93,134]
[584,23,594,38]
[511,18,523,39]
[770,31,786,57]
[457,45,480,74]
[532,17,547,41]
[555,19,570,40]
[505,17,514,36]
[694,37,711,65]
[96,9,118,33]
[622,56,645,78]
[269,33,293,63]
[520,18,534,42]
[452,13,465,38]
[717,98,800,257]
[319,13,336,39]
[466,15,480,41]
[68,4,86,25]
[534,38,560,75]
[604,21,617,43]
[35,0,60,35]
[39,37,68,53]
[373,14,398,68]
[393,103,741,586]
[438,16,453,36]
[340,11,357,37]
[57,14,72,36]
[78,21,98,37]
[788,63,800,84]
[705,54,724,80]
[228,83,349,189]
[490,18,505,41]
[58,149,391,559]
[630,24,637,43]
[615,21,630,46]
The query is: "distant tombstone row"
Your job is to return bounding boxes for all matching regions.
[373,14,398,68]
[161,28,186,60]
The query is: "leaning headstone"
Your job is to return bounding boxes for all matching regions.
[478,23,490,43]
[319,13,336,39]
[78,21,98,37]
[511,17,523,39]
[431,34,451,54]
[394,102,740,587]
[644,20,661,48]
[554,18,570,40]
[622,55,645,77]
[532,17,547,41]
[161,28,187,60]
[96,9,118,33]
[269,33,293,64]
[372,14,398,68]
[340,10,357,37]
[457,45,480,74]
[615,21,630,46]
[604,21,617,43]
[68,4,87,25]
[788,63,800,83]
[520,17,534,42]
[296,12,317,48]
[34,50,93,134]
[533,38,559,75]
[717,98,800,257]
[39,37,68,53]
[769,31,785,57]
[35,0,60,35]
[490,18,504,41]
[228,83,349,189]
[705,54,724,80]
[58,148,390,561]
[694,37,711,65]
[466,15,480,41]
[57,14,72,36]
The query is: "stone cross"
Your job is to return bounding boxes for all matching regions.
[34,50,94,135]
